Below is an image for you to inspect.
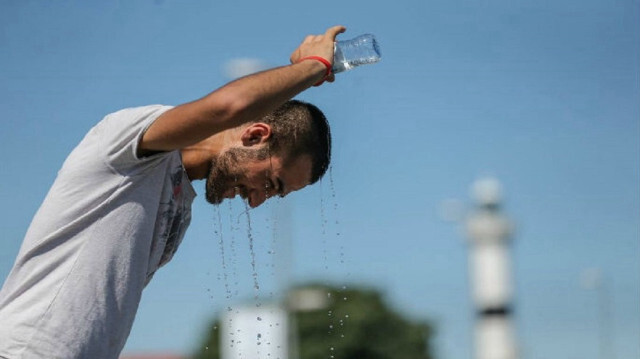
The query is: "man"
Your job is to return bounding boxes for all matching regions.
[0,25,346,359]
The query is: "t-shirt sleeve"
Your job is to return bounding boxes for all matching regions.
[92,104,174,173]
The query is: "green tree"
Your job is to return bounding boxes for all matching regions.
[193,284,434,359]
[295,285,433,359]
[193,318,222,359]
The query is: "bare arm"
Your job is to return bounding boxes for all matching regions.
[139,25,346,154]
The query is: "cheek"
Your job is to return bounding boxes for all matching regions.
[244,174,265,191]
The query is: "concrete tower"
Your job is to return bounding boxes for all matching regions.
[465,177,518,359]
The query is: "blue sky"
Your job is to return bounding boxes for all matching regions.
[1,1,638,358]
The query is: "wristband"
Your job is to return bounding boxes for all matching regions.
[297,56,332,86]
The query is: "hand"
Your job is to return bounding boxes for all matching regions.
[290,25,346,83]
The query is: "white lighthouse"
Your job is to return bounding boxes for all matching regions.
[465,177,518,359]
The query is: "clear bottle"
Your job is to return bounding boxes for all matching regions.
[332,34,381,74]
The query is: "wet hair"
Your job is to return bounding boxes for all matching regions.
[259,100,332,184]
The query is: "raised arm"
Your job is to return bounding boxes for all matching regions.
[139,25,346,154]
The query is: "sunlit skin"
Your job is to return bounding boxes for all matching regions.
[135,26,345,209]
[206,151,313,208]
[175,121,313,208]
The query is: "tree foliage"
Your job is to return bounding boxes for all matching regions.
[192,284,434,359]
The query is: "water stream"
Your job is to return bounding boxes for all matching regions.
[214,205,232,301]
[210,167,347,359]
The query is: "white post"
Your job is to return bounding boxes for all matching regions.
[221,304,289,359]
[465,177,518,359]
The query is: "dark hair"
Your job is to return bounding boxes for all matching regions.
[259,100,331,184]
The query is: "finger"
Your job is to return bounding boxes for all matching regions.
[324,25,346,40]
[303,35,315,43]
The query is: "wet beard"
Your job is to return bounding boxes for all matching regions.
[205,151,242,205]
[204,146,271,205]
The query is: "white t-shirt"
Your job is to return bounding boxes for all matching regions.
[0,105,197,359]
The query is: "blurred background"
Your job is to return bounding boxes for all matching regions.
[0,1,638,358]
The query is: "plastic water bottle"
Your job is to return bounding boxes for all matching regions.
[332,34,381,74]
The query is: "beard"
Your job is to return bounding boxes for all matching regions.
[204,146,269,205]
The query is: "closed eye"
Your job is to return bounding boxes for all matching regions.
[265,177,283,198]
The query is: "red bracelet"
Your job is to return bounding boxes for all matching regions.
[298,56,332,86]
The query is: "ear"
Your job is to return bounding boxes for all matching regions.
[240,123,272,147]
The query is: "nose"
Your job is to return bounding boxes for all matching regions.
[249,189,268,208]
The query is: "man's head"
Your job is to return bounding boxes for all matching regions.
[259,100,332,183]
[205,100,331,207]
